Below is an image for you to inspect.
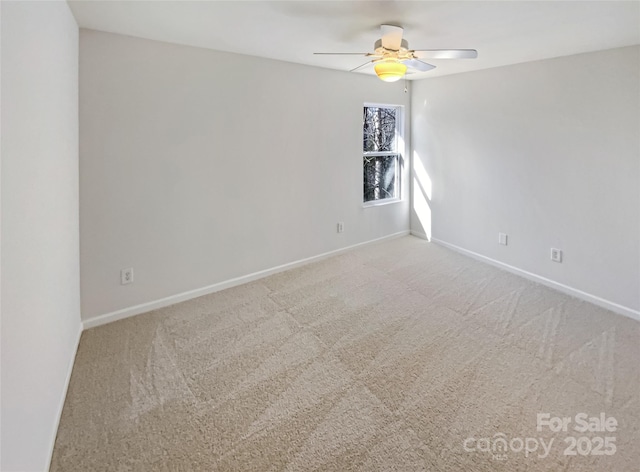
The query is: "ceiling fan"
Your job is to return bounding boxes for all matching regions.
[314,24,478,82]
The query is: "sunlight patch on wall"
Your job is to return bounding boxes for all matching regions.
[413,152,432,200]
[412,150,432,240]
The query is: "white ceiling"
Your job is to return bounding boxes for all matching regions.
[68,0,640,80]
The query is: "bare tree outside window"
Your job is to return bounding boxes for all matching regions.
[363,106,401,203]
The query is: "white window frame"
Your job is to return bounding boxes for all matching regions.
[362,103,404,208]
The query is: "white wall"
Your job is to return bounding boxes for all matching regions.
[411,46,640,315]
[79,30,410,321]
[1,1,81,470]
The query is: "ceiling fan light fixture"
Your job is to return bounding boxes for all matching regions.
[374,60,407,82]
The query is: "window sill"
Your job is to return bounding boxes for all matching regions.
[362,198,402,208]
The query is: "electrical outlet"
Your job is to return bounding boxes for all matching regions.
[121,267,134,285]
[550,248,563,263]
[498,232,508,246]
[337,222,344,233]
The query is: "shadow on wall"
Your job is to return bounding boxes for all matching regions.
[413,150,432,240]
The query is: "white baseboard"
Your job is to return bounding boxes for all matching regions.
[82,230,410,329]
[431,238,640,322]
[47,321,82,470]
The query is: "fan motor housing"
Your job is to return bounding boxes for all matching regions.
[373,38,412,61]
[374,38,409,51]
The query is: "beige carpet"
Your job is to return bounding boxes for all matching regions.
[51,236,639,471]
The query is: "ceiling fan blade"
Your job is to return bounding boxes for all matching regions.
[313,52,370,55]
[350,61,373,73]
[412,49,478,59]
[402,59,436,72]
[380,24,403,50]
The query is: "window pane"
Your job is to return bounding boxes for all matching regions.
[363,107,396,152]
[363,155,397,202]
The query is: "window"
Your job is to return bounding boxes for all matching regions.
[363,105,402,204]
